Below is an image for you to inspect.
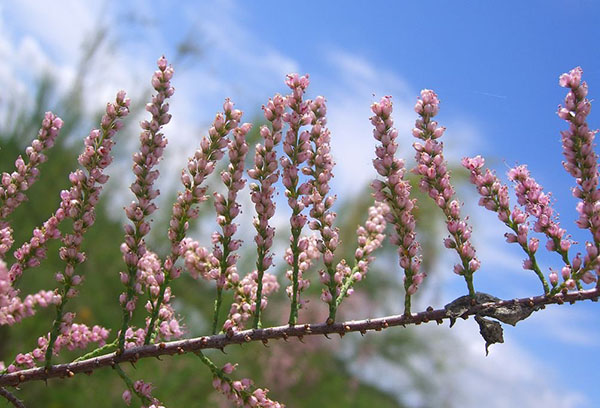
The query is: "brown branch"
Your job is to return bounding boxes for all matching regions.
[1,288,598,388]
[0,387,26,408]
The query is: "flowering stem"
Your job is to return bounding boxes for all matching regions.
[113,364,153,407]
[118,57,173,350]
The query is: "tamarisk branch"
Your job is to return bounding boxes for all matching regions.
[1,288,598,388]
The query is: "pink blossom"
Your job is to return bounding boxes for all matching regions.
[412,90,478,297]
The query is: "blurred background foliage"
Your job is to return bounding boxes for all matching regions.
[0,30,465,408]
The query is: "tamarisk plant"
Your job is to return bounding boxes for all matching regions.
[0,59,598,408]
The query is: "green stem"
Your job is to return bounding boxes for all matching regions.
[143,279,170,345]
[114,364,154,406]
[465,273,476,298]
[212,286,223,334]
[44,284,70,368]
[73,339,117,363]
[252,249,265,329]
[287,225,302,326]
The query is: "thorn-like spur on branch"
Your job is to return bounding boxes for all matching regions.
[1,288,597,388]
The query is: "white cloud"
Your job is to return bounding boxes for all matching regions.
[349,321,588,408]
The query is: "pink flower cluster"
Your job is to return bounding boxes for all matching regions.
[120,56,174,315]
[0,112,63,222]
[58,91,130,293]
[280,74,314,325]
[284,235,320,309]
[462,156,548,292]
[248,93,285,327]
[122,379,165,408]
[508,166,571,257]
[5,312,109,373]
[3,114,65,284]
[212,121,252,290]
[371,96,423,309]
[211,362,283,408]
[0,259,59,325]
[303,96,341,315]
[10,215,62,281]
[223,271,279,333]
[412,90,479,296]
[0,227,12,259]
[557,67,600,244]
[506,165,597,289]
[334,202,389,305]
[137,251,184,341]
[176,101,242,283]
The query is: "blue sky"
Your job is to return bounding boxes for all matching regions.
[1,1,599,406]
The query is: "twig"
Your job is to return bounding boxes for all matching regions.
[1,288,597,387]
[0,387,26,408]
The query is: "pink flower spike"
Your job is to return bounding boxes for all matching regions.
[371,96,422,313]
[412,90,478,298]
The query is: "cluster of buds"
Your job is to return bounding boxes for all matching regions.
[122,379,165,408]
[170,98,240,248]
[557,67,600,244]
[280,73,313,325]
[120,56,173,317]
[462,156,548,292]
[0,114,65,324]
[248,93,285,328]
[4,312,109,373]
[10,214,62,281]
[223,271,279,333]
[58,91,130,292]
[0,112,63,222]
[137,251,184,342]
[371,96,422,312]
[210,362,283,408]
[412,90,479,297]
[508,165,597,289]
[508,166,571,257]
[0,259,59,325]
[181,238,219,280]
[335,202,389,307]
[0,227,13,259]
[42,91,129,366]
[302,96,341,319]
[212,121,251,290]
[209,121,252,334]
[284,235,320,310]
